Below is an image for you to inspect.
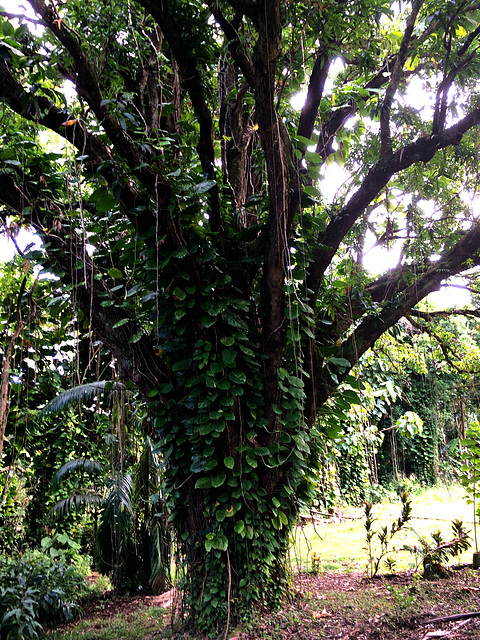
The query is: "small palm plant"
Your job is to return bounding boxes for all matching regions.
[45,382,171,594]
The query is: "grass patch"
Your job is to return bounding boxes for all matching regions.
[48,602,168,640]
[291,483,475,575]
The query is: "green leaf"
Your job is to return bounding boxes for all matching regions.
[173,287,186,301]
[224,456,235,469]
[222,348,236,365]
[195,477,212,489]
[216,534,228,551]
[193,179,216,194]
[212,472,226,488]
[205,539,214,552]
[129,332,143,343]
[234,520,245,535]
[328,357,351,369]
[229,370,246,385]
[112,318,129,328]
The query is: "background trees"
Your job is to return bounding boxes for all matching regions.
[2,0,480,634]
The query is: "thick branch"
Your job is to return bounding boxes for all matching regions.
[307,107,480,299]
[139,0,221,231]
[297,49,330,140]
[308,217,480,413]
[252,0,289,435]
[380,0,424,156]
[410,307,480,319]
[207,3,255,87]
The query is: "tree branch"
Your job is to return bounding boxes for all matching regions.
[207,2,255,87]
[307,106,480,300]
[380,0,424,156]
[410,307,480,320]
[297,49,330,140]
[138,0,222,231]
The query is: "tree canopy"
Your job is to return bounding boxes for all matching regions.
[2,0,480,634]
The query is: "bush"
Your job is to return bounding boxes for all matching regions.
[0,549,88,640]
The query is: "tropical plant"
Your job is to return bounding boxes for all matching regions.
[364,491,412,578]
[3,0,480,633]
[403,519,471,578]
[49,437,171,594]
[0,550,88,640]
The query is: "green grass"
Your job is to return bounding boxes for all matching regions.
[49,482,478,639]
[290,483,477,575]
[48,604,169,640]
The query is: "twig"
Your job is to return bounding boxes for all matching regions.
[224,549,232,640]
[423,618,472,638]
[420,611,480,625]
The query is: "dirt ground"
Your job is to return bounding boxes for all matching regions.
[56,567,480,639]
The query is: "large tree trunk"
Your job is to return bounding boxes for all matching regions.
[3,0,480,635]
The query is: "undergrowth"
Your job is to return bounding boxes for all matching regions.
[0,549,89,640]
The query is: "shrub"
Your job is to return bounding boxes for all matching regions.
[0,549,88,639]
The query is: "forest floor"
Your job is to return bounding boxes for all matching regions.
[49,565,480,639]
[49,486,480,639]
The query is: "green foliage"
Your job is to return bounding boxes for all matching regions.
[395,412,423,439]
[40,532,82,563]
[459,421,480,550]
[364,491,412,578]
[3,0,480,634]
[403,519,471,579]
[0,550,88,639]
[41,383,126,416]
[50,438,171,595]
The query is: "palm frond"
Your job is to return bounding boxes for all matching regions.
[52,457,103,489]
[150,513,172,593]
[49,492,105,518]
[41,381,126,415]
[104,472,134,521]
[134,436,161,502]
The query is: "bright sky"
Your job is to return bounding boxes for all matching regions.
[0,229,41,262]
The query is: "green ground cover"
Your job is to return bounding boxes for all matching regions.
[46,483,477,640]
[290,483,475,574]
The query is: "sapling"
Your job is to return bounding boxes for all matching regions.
[403,519,471,579]
[364,491,412,578]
